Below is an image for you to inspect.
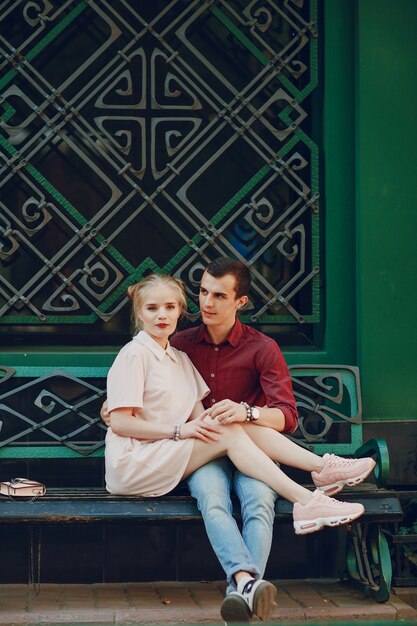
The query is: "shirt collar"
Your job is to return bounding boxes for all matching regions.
[196,318,243,347]
[134,331,178,362]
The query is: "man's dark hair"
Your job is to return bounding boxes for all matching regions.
[205,257,251,298]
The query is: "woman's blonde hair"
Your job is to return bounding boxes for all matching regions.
[127,273,187,334]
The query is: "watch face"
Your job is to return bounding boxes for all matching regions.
[251,407,260,420]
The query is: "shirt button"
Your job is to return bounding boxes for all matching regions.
[214,347,219,351]
[212,399,216,403]
[210,373,215,378]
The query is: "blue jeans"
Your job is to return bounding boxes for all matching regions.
[187,457,277,594]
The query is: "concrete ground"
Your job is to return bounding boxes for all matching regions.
[0,580,416,625]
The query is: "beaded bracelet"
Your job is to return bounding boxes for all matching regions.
[173,423,181,441]
[240,401,251,421]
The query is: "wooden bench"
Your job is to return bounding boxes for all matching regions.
[0,363,402,601]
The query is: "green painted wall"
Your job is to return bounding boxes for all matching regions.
[321,0,356,364]
[356,0,417,421]
[284,0,358,366]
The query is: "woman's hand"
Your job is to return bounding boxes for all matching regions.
[180,416,222,442]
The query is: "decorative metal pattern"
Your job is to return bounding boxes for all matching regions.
[347,523,392,602]
[288,365,363,453]
[0,1,319,336]
[0,365,107,457]
[0,364,359,458]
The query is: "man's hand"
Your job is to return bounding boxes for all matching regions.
[100,400,111,427]
[181,416,222,442]
[203,399,247,425]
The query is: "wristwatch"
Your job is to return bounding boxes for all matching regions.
[250,406,260,421]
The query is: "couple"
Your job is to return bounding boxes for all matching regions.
[102,257,375,624]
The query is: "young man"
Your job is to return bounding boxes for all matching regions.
[169,257,297,623]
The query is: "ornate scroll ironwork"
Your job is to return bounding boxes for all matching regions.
[0,1,319,336]
[0,366,107,456]
[289,365,363,453]
[0,364,362,458]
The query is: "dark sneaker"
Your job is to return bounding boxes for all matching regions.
[236,577,277,622]
[220,591,252,624]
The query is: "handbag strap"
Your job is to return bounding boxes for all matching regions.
[29,526,42,596]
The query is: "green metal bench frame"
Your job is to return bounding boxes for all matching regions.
[0,363,402,601]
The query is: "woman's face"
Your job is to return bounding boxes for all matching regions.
[138,284,181,348]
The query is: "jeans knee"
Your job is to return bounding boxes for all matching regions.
[235,477,277,524]
[187,460,233,516]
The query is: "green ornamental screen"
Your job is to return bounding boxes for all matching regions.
[0,0,320,345]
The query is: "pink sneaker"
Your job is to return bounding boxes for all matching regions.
[293,489,365,535]
[311,453,376,495]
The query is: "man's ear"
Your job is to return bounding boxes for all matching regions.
[237,295,249,309]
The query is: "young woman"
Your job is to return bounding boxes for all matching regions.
[105,274,374,537]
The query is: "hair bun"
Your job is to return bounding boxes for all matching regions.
[126,284,136,301]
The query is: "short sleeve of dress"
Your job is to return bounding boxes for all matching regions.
[193,363,210,401]
[107,349,145,412]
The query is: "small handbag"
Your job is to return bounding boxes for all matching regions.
[0,477,46,499]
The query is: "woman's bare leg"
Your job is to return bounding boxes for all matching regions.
[242,423,324,472]
[182,424,312,505]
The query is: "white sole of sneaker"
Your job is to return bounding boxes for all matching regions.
[293,507,365,535]
[252,581,277,622]
[316,463,376,496]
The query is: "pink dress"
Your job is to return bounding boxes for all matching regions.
[105,331,209,496]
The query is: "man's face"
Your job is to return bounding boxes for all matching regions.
[199,271,248,330]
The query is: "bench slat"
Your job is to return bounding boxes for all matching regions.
[0,485,402,524]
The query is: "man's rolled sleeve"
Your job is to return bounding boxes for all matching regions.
[257,340,298,433]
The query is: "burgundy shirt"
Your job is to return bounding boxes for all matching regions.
[170,319,298,434]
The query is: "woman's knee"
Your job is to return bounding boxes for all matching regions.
[219,422,246,444]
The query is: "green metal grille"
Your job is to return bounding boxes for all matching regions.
[0,364,360,458]
[0,0,319,337]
